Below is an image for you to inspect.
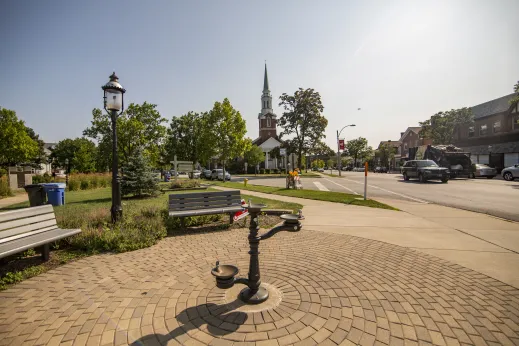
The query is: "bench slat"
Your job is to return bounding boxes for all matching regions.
[0,205,54,223]
[169,195,241,203]
[0,228,81,260]
[0,219,58,241]
[169,197,241,204]
[0,212,56,232]
[168,191,240,200]
[169,203,241,211]
[169,206,243,217]
[0,225,58,244]
[169,198,241,205]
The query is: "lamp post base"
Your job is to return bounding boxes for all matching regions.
[239,286,269,304]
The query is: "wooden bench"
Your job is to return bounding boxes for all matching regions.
[0,205,81,261]
[169,190,244,227]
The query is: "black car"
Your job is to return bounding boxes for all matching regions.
[374,166,388,173]
[401,160,449,183]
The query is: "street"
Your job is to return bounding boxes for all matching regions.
[232,172,519,222]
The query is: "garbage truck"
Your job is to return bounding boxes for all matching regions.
[409,144,472,178]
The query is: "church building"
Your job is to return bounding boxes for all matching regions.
[252,63,283,169]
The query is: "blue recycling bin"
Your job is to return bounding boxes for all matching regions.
[42,183,66,206]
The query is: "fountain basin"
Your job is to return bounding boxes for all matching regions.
[212,264,239,289]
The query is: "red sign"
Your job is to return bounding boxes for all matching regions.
[339,139,345,151]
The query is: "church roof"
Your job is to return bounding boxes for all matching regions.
[252,135,281,147]
[263,63,269,91]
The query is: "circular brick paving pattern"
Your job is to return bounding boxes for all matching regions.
[0,229,519,345]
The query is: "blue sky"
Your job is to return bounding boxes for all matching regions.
[1,0,518,150]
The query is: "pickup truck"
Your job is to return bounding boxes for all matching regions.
[401,160,449,183]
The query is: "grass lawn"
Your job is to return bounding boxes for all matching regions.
[0,187,301,213]
[210,181,397,210]
[0,187,302,290]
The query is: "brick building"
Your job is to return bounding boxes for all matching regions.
[453,94,519,169]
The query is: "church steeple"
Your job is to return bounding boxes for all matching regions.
[263,63,269,92]
[257,62,277,142]
[259,62,274,118]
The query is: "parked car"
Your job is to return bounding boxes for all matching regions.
[342,166,352,171]
[202,169,212,179]
[211,169,231,181]
[471,164,497,179]
[189,170,201,179]
[318,168,324,172]
[502,164,519,181]
[401,160,449,183]
[374,166,388,173]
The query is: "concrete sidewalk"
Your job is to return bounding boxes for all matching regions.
[0,194,28,209]
[216,186,519,288]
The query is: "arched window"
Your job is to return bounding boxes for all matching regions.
[267,117,271,127]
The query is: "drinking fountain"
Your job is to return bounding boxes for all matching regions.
[211,202,303,304]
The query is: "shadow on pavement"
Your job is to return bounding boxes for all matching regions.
[129,300,248,345]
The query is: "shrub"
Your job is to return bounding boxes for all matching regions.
[260,169,265,174]
[0,176,12,197]
[265,169,271,174]
[80,179,90,190]
[68,180,80,191]
[169,180,201,189]
[66,173,110,191]
[32,174,52,184]
[66,206,167,253]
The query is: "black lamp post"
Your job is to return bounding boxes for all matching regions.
[337,124,356,176]
[65,158,69,186]
[102,72,126,223]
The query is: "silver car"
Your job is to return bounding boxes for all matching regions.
[202,169,212,179]
[210,169,231,181]
[502,164,519,181]
[189,170,201,179]
[471,164,497,179]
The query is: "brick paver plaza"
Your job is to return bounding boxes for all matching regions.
[1,228,519,345]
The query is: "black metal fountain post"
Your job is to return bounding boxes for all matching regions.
[212,202,303,305]
[240,203,269,303]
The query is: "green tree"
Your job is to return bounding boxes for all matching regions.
[206,98,248,178]
[164,111,213,166]
[24,127,46,168]
[244,145,265,175]
[121,146,160,197]
[310,140,335,157]
[326,158,334,169]
[278,88,328,169]
[0,107,39,169]
[511,80,519,105]
[51,138,97,173]
[84,102,166,169]
[419,108,473,144]
[377,143,395,167]
[345,137,370,167]
[312,159,325,169]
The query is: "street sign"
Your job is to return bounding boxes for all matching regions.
[280,148,286,156]
[177,163,193,172]
[339,139,345,151]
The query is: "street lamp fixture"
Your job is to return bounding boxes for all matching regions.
[337,124,356,176]
[102,72,126,223]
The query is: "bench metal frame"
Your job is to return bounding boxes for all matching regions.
[0,205,81,261]
[168,190,243,227]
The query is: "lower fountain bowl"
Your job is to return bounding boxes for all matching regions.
[211,264,239,289]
